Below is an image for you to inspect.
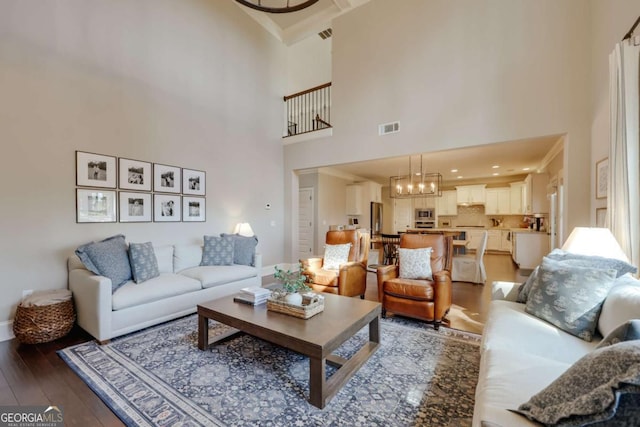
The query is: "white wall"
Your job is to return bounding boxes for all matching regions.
[590,0,640,223]
[0,0,286,327]
[316,172,350,253]
[283,0,593,261]
[286,33,332,95]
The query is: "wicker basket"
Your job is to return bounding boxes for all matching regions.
[13,299,75,344]
[267,296,324,319]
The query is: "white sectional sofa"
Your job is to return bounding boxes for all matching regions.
[473,276,640,426]
[68,244,262,343]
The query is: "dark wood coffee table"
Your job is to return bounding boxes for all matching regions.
[197,293,381,409]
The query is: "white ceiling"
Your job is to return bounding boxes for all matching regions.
[311,135,564,188]
[234,0,371,45]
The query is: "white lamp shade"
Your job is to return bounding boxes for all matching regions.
[561,227,629,262]
[233,222,254,237]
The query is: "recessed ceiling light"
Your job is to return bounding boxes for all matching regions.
[451,169,458,173]
[492,172,500,176]
[522,167,530,171]
[492,165,500,169]
[457,175,463,179]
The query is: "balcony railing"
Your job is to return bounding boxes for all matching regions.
[284,82,331,137]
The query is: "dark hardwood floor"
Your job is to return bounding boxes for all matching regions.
[0,325,124,426]
[0,253,525,424]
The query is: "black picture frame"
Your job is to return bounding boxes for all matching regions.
[76,151,117,188]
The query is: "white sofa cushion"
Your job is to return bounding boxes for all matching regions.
[173,244,203,272]
[598,275,640,337]
[180,265,257,289]
[153,245,174,274]
[112,273,201,310]
[473,348,571,427]
[481,300,598,365]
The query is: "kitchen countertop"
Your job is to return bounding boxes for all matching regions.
[406,227,547,234]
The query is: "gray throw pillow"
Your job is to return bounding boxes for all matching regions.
[547,249,637,278]
[201,235,234,266]
[128,242,160,284]
[517,266,539,303]
[517,250,636,304]
[220,233,258,266]
[525,257,617,341]
[596,319,640,349]
[75,234,132,292]
[514,341,640,426]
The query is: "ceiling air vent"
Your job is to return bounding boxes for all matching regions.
[378,121,400,136]
[318,28,332,40]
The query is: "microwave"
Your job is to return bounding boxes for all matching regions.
[415,208,434,220]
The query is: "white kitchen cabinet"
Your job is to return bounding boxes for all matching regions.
[346,184,364,215]
[413,197,436,210]
[456,185,486,205]
[501,230,512,253]
[436,190,457,216]
[512,231,549,269]
[486,229,512,252]
[346,181,382,216]
[486,230,502,251]
[524,174,549,214]
[510,182,525,215]
[367,182,382,203]
[485,188,511,215]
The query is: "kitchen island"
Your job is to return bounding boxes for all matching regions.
[404,227,548,257]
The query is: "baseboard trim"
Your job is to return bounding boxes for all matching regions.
[0,320,14,342]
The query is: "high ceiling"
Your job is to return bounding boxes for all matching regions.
[312,135,564,188]
[234,0,371,45]
[234,2,564,188]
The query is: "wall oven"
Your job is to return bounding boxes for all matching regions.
[415,208,435,220]
[415,220,436,229]
[415,208,436,228]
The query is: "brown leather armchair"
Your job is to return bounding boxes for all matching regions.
[376,233,453,329]
[300,230,370,298]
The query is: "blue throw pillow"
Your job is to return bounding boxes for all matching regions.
[221,233,258,266]
[75,234,132,292]
[547,249,637,278]
[516,249,636,304]
[517,266,539,303]
[201,235,234,266]
[128,242,160,284]
[525,257,617,341]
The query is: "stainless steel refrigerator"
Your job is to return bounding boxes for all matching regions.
[370,202,383,236]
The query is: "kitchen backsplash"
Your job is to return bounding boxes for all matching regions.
[439,205,525,228]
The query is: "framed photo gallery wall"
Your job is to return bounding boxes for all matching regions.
[75,151,206,223]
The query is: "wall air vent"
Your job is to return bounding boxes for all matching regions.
[378,121,400,136]
[318,28,332,40]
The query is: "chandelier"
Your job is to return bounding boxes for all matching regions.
[389,155,442,199]
[235,0,320,13]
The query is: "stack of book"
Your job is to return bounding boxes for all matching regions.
[234,287,271,306]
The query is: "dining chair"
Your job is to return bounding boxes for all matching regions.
[380,233,401,265]
[452,230,488,284]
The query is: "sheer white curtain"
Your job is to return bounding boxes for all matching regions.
[608,36,640,268]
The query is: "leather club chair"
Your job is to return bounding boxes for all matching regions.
[300,230,370,298]
[376,233,453,329]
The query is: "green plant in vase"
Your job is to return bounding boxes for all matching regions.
[274,264,311,305]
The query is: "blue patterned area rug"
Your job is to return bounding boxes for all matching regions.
[58,315,481,427]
